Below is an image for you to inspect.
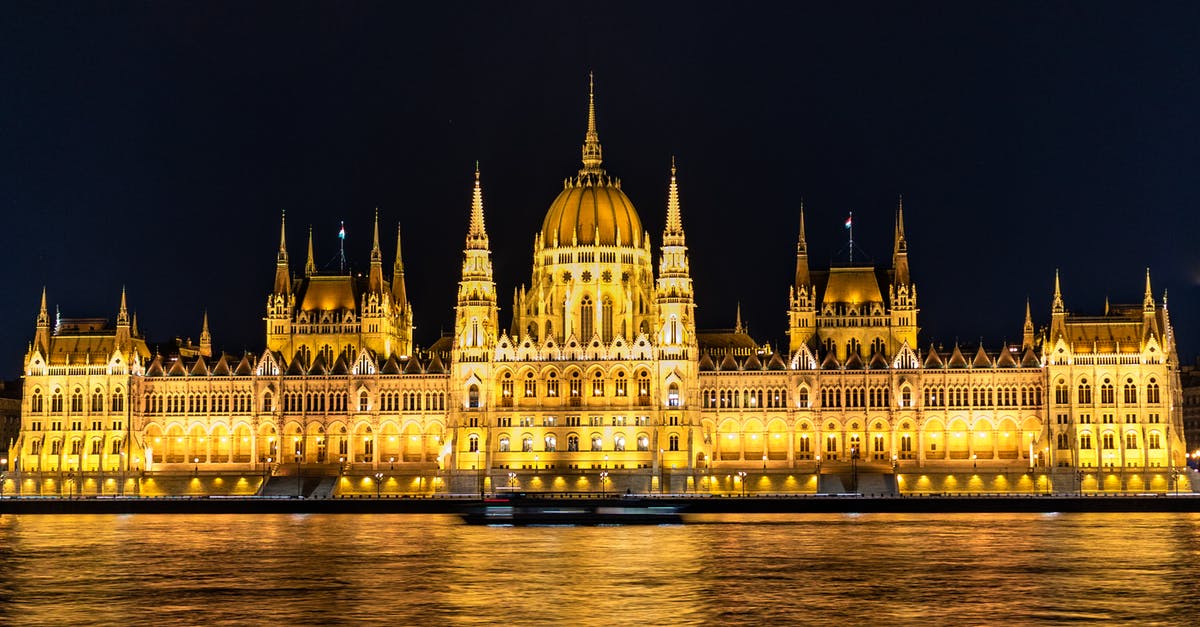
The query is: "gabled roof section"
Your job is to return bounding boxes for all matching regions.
[146,355,165,377]
[766,351,787,371]
[996,345,1018,368]
[286,353,307,376]
[425,353,446,374]
[330,355,350,375]
[189,356,209,376]
[868,352,889,370]
[381,354,402,375]
[972,345,992,368]
[698,352,716,371]
[167,357,188,376]
[308,353,329,376]
[403,356,424,374]
[742,353,762,371]
[1020,346,1040,368]
[843,351,864,370]
[234,354,254,376]
[923,344,944,368]
[211,355,232,376]
[719,351,739,371]
[820,351,841,370]
[947,345,968,368]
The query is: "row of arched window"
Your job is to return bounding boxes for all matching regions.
[922,385,1043,408]
[701,388,790,409]
[30,387,124,414]
[1054,377,1160,405]
[490,432,682,453]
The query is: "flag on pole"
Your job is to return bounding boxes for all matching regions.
[844,214,852,229]
[338,221,346,240]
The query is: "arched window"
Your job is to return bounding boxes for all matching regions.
[111,389,124,413]
[31,389,43,413]
[637,435,649,451]
[1055,380,1069,404]
[1147,379,1160,404]
[70,389,83,413]
[1125,432,1137,449]
[1056,433,1069,449]
[1124,379,1137,404]
[468,434,479,453]
[667,382,680,407]
[521,436,533,453]
[614,435,626,452]
[544,434,556,452]
[798,386,809,408]
[358,391,369,412]
[1100,379,1114,404]
[567,434,579,451]
[498,436,510,452]
[262,391,273,412]
[601,296,614,343]
[580,295,594,340]
[591,435,603,451]
[1078,380,1092,405]
[847,338,861,358]
[1148,431,1161,449]
[870,337,886,356]
[91,388,104,413]
[823,338,836,356]
[669,434,679,451]
[467,385,480,409]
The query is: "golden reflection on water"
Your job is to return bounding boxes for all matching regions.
[1,513,1199,625]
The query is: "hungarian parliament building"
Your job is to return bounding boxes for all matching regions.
[8,83,1190,496]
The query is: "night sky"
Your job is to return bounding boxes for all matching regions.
[3,2,1198,377]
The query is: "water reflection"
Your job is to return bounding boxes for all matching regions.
[0,513,1197,625]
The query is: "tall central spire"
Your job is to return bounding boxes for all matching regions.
[580,71,604,175]
[467,161,489,249]
[664,156,683,239]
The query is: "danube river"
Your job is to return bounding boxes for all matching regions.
[1,513,1197,625]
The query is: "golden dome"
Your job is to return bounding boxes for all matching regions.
[542,176,642,247]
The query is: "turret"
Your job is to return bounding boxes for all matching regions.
[273,211,290,295]
[392,223,414,357]
[1142,268,1160,341]
[368,209,384,294]
[115,286,131,348]
[655,158,696,354]
[305,226,316,276]
[892,195,909,285]
[788,204,815,353]
[199,310,212,358]
[1050,269,1066,341]
[453,164,499,357]
[34,287,50,353]
[1022,298,1035,350]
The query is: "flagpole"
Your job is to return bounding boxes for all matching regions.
[848,210,854,265]
[339,221,346,274]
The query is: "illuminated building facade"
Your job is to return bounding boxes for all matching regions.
[7,82,1191,495]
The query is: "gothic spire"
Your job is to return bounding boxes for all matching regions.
[274,211,291,294]
[735,302,744,334]
[580,72,604,175]
[37,286,48,326]
[1052,269,1064,314]
[369,209,384,292]
[1143,268,1155,312]
[117,285,129,326]
[467,162,489,249]
[663,156,684,242]
[1022,297,1035,350]
[305,226,316,276]
[892,195,910,285]
[392,223,408,307]
[795,202,810,287]
[200,310,212,358]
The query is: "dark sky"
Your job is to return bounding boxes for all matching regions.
[3,2,1199,377]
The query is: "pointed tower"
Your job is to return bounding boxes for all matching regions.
[368,209,384,294]
[887,195,918,356]
[453,164,499,359]
[305,226,316,276]
[735,302,743,334]
[787,203,816,353]
[274,211,290,295]
[199,310,212,358]
[1142,268,1160,342]
[1022,298,1035,350]
[115,286,131,349]
[391,223,414,357]
[655,158,696,356]
[1050,269,1066,341]
[34,287,50,354]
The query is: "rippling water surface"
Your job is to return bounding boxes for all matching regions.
[1,512,1199,625]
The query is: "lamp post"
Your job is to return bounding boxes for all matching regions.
[389,456,395,471]
[508,471,516,491]
[0,457,6,500]
[600,470,608,497]
[374,472,384,498]
[193,457,199,477]
[737,470,747,497]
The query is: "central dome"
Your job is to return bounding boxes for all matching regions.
[541,176,642,247]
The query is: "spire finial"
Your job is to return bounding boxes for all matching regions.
[664,157,683,236]
[894,194,907,252]
[202,309,209,333]
[798,200,807,253]
[305,226,316,276]
[467,163,489,247]
[279,210,287,253]
[372,208,381,251]
[580,72,604,174]
[37,286,48,326]
[1052,269,1064,313]
[394,223,405,273]
[735,302,743,334]
[1144,267,1155,311]
[120,285,127,313]
[1025,297,1032,324]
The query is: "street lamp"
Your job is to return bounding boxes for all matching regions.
[737,470,747,497]
[600,470,608,497]
[389,456,395,471]
[193,457,199,476]
[374,472,384,498]
[534,455,539,475]
[507,471,516,491]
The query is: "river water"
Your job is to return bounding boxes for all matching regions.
[0,513,1197,625]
